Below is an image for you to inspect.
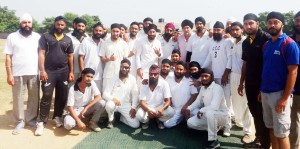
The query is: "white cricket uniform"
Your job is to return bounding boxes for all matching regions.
[157,35,178,61]
[177,33,194,62]
[127,37,139,78]
[136,79,175,123]
[187,82,231,141]
[64,80,105,130]
[164,77,198,128]
[186,31,211,66]
[99,38,129,89]
[78,37,103,92]
[103,74,139,128]
[136,36,162,83]
[202,38,233,116]
[230,36,253,134]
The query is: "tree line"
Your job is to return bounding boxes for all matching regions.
[0,5,297,35]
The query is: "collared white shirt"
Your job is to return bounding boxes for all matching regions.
[78,37,103,80]
[231,36,246,74]
[139,79,171,108]
[177,32,194,62]
[168,77,198,110]
[136,36,162,74]
[4,31,40,76]
[103,74,138,109]
[187,81,228,114]
[99,38,129,79]
[67,80,100,107]
[157,35,178,60]
[186,31,212,66]
[127,36,139,76]
[202,38,233,78]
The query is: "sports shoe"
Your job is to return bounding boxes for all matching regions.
[157,121,165,129]
[53,116,63,127]
[223,128,231,137]
[205,140,220,149]
[12,121,25,135]
[107,121,114,129]
[35,122,44,136]
[241,134,253,144]
[141,122,149,129]
[89,122,101,132]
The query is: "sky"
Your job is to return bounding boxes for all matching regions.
[1,0,300,28]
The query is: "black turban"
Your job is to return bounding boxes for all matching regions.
[181,19,194,29]
[267,11,285,25]
[195,17,206,25]
[213,21,224,29]
[243,13,258,21]
[143,17,153,23]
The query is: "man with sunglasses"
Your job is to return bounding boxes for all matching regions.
[103,59,139,128]
[136,64,175,129]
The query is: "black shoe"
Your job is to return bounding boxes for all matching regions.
[205,140,220,149]
[242,138,261,149]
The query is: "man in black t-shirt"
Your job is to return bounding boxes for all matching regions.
[35,16,74,136]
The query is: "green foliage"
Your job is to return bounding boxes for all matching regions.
[0,6,19,32]
[39,17,55,33]
[63,12,79,29]
[258,11,295,35]
[32,19,40,32]
[80,14,101,33]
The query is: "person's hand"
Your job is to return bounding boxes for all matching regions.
[137,68,143,79]
[237,84,244,96]
[190,80,201,88]
[181,105,188,115]
[129,108,136,118]
[157,109,164,118]
[221,73,229,86]
[109,54,116,61]
[80,108,88,119]
[223,33,231,38]
[142,79,148,85]
[7,74,14,86]
[68,72,74,82]
[197,111,203,119]
[184,109,191,120]
[147,110,156,118]
[128,49,136,57]
[153,47,161,57]
[276,97,288,113]
[40,71,48,82]
[77,119,86,130]
[113,98,121,106]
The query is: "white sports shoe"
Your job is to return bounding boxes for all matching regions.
[53,116,63,127]
[223,128,231,137]
[35,122,44,136]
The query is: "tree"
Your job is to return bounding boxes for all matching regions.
[63,12,79,29]
[258,11,295,35]
[80,14,101,33]
[39,17,55,33]
[0,6,19,32]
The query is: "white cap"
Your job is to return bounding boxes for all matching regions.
[20,13,32,23]
[226,17,236,23]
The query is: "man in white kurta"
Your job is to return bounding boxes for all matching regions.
[230,22,253,141]
[103,59,139,128]
[64,68,106,132]
[99,23,129,89]
[202,21,233,117]
[126,22,140,78]
[157,23,178,61]
[136,64,175,129]
[79,23,104,92]
[187,68,231,148]
[164,61,198,128]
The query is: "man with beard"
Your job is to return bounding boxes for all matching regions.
[103,59,139,128]
[137,17,153,39]
[289,11,300,149]
[189,61,202,90]
[187,68,230,149]
[230,22,253,143]
[63,68,105,132]
[127,22,140,78]
[238,13,271,148]
[260,11,299,149]
[136,64,175,129]
[100,23,129,90]
[202,22,233,132]
[78,22,104,91]
[100,26,111,41]
[164,61,198,128]
[35,16,74,136]
[67,18,88,83]
[157,23,178,61]
[186,17,211,66]
[178,19,194,62]
[4,13,40,135]
[136,24,162,86]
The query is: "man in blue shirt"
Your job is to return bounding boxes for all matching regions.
[261,11,299,148]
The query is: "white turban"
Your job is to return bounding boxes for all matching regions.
[226,17,236,23]
[20,13,32,23]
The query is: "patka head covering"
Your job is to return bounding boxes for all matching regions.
[111,23,121,30]
[82,68,95,75]
[226,17,236,23]
[267,11,285,25]
[295,11,300,18]
[195,17,206,25]
[75,18,87,26]
[143,17,153,23]
[181,19,194,29]
[20,13,32,23]
[213,21,224,29]
[243,13,258,22]
[149,64,160,73]
[200,68,214,77]
[165,23,175,30]
[147,24,158,32]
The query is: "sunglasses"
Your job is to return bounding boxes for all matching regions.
[120,66,130,69]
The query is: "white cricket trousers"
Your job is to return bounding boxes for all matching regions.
[136,105,175,123]
[164,108,199,128]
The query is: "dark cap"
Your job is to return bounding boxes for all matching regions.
[143,17,153,23]
[181,19,194,29]
[213,21,224,29]
[243,13,258,21]
[267,11,285,25]
[295,11,300,18]
[195,17,206,26]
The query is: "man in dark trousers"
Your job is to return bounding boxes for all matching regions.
[237,13,271,148]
